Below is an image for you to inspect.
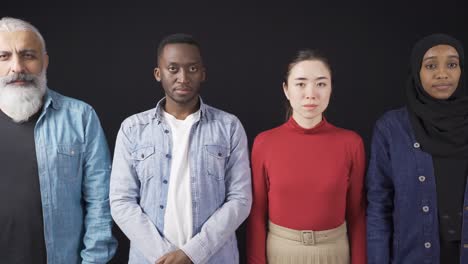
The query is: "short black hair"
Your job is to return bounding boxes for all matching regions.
[157,33,201,60]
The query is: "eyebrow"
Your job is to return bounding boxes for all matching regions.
[423,55,459,61]
[294,76,329,81]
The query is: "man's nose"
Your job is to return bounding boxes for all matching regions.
[11,56,26,74]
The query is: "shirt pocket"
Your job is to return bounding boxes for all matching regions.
[205,144,230,181]
[56,144,84,182]
[131,146,157,182]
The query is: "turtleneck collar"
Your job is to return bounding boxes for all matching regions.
[285,116,328,134]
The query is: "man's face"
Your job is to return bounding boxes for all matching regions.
[154,43,205,107]
[0,30,48,79]
[0,30,49,122]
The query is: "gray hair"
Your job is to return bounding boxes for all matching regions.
[0,17,46,53]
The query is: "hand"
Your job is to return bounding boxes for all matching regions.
[156,249,192,264]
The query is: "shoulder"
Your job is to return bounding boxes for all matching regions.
[252,123,285,152]
[119,108,155,134]
[326,122,364,150]
[203,103,242,126]
[374,107,408,131]
[48,89,94,114]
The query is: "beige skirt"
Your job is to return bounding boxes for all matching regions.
[267,221,350,264]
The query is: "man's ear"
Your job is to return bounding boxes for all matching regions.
[154,67,161,81]
[201,67,206,82]
[43,53,49,72]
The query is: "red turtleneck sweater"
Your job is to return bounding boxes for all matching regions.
[246,117,366,264]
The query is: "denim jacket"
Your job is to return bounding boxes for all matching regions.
[110,98,252,264]
[34,89,117,263]
[366,107,468,264]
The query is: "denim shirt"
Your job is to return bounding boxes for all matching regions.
[366,107,468,264]
[34,89,117,263]
[110,98,252,264]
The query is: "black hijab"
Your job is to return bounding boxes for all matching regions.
[406,33,468,157]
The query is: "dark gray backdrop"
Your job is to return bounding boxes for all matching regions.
[2,2,467,263]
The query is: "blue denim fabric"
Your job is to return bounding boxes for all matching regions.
[35,89,117,263]
[366,107,468,264]
[110,98,252,264]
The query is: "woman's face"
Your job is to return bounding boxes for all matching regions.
[420,44,461,99]
[283,60,331,127]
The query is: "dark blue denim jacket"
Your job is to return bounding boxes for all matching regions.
[366,107,468,264]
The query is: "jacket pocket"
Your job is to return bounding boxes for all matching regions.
[131,146,157,181]
[56,144,84,182]
[205,144,230,181]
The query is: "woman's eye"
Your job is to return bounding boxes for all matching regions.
[296,83,306,88]
[425,64,436,70]
[317,82,327,87]
[448,62,458,69]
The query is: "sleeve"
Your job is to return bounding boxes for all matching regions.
[245,134,269,264]
[80,108,118,264]
[109,122,176,263]
[180,117,253,264]
[366,121,394,264]
[345,135,367,264]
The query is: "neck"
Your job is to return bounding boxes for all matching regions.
[164,97,200,120]
[292,113,323,129]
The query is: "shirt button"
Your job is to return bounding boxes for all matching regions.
[418,176,426,182]
[218,152,222,157]
[422,206,430,213]
[166,154,171,159]
[71,150,75,155]
[164,130,169,134]
[141,154,145,158]
[424,242,431,248]
[160,205,164,209]
[163,180,168,184]
[413,142,420,148]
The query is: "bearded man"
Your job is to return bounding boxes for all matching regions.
[0,17,117,264]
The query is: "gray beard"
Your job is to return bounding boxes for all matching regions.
[0,71,47,123]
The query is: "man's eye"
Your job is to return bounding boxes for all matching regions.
[317,82,327,88]
[23,53,36,59]
[168,66,178,72]
[189,66,198,72]
[0,54,9,60]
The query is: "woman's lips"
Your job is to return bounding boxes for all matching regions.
[432,83,453,90]
[303,104,318,109]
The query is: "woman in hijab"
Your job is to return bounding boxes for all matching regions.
[367,33,468,264]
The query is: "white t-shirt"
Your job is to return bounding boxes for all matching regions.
[162,110,200,247]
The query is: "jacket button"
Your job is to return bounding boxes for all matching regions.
[166,154,171,159]
[141,154,145,158]
[164,130,169,134]
[422,206,429,213]
[413,142,420,148]
[160,205,164,209]
[418,176,426,182]
[163,180,168,184]
[424,242,431,248]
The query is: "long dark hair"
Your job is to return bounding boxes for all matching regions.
[283,49,332,120]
